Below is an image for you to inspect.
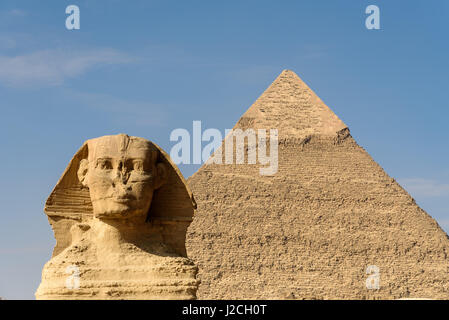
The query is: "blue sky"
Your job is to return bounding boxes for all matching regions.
[0,0,448,299]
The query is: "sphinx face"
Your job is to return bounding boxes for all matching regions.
[80,135,159,220]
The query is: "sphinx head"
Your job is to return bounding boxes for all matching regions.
[77,134,167,220]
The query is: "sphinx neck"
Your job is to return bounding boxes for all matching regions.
[90,216,146,247]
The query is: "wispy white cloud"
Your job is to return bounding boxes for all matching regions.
[8,9,27,17]
[398,178,449,197]
[0,9,27,19]
[0,48,132,87]
[0,32,41,50]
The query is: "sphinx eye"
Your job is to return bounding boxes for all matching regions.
[97,159,112,170]
[133,160,144,171]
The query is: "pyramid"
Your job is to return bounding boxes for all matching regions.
[186,70,449,299]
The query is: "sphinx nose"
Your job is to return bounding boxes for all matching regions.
[112,166,131,187]
[114,181,132,194]
[112,176,132,191]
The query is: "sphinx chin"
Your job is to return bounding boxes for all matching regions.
[91,196,150,218]
[95,210,145,220]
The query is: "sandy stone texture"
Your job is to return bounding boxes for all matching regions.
[186,70,449,299]
[36,134,198,300]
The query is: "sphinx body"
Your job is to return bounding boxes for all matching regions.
[36,219,198,299]
[36,134,198,300]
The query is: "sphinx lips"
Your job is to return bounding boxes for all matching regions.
[113,195,136,203]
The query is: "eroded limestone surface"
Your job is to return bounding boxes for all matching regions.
[36,134,198,300]
[186,70,449,299]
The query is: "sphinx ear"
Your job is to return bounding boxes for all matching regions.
[154,162,167,190]
[77,159,89,187]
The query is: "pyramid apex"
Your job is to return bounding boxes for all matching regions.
[279,69,297,75]
[276,69,301,80]
[236,69,348,138]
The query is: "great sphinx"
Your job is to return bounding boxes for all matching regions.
[36,134,198,299]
